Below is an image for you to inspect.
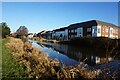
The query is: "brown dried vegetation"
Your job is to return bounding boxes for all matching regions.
[6,37,101,79]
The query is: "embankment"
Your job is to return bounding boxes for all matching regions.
[5,37,101,79]
[58,37,120,50]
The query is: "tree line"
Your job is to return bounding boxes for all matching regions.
[0,22,28,38]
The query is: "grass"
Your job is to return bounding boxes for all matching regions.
[2,38,27,79]
[2,37,119,79]
[5,37,101,79]
[0,38,2,79]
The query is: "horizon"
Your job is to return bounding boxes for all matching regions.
[2,2,119,33]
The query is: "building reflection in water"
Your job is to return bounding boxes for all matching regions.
[39,42,113,66]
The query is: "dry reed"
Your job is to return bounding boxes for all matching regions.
[6,37,101,79]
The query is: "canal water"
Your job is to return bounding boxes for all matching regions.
[29,40,118,67]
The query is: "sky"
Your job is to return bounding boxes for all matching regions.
[118,2,120,26]
[2,2,119,33]
[2,0,120,2]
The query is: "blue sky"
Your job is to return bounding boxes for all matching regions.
[2,0,120,2]
[118,2,120,26]
[2,2,118,33]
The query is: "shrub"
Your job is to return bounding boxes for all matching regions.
[0,22,11,38]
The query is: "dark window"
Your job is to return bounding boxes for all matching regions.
[75,29,77,32]
[98,28,100,33]
[87,28,91,32]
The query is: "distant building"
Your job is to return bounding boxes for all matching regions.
[39,20,120,40]
[10,33,17,37]
[37,30,46,38]
[41,31,52,39]
[52,27,68,40]
[27,33,34,38]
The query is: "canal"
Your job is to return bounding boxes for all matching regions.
[29,40,119,67]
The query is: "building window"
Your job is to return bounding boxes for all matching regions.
[78,28,82,34]
[71,30,74,33]
[113,30,116,34]
[102,28,104,32]
[115,29,118,34]
[80,32,81,34]
[92,26,97,34]
[69,35,71,38]
[110,30,113,34]
[106,28,108,32]
[87,28,91,32]
[98,28,100,33]
[92,29,94,33]
[75,29,77,33]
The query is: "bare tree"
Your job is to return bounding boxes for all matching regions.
[104,38,119,63]
[103,38,111,63]
[16,26,28,36]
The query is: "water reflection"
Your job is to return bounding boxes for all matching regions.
[35,41,113,66]
[31,41,80,66]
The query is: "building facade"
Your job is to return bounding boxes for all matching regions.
[39,20,120,40]
[52,27,68,40]
[68,20,119,39]
[118,27,120,39]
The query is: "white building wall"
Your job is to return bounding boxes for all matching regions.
[28,34,33,38]
[77,27,83,37]
[64,29,68,40]
[109,27,113,38]
[54,31,66,40]
[97,25,101,37]
[55,31,65,36]
[115,29,118,39]
[52,32,56,39]
[109,28,118,39]
[92,26,97,37]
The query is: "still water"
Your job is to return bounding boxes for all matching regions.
[30,40,115,67]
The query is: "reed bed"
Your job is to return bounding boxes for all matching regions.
[6,37,101,79]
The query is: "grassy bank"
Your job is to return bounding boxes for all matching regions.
[2,38,27,79]
[35,37,120,49]
[0,39,2,79]
[58,37,120,49]
[26,37,120,79]
[29,37,60,43]
[4,37,101,79]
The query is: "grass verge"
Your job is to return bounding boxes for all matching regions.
[2,38,28,79]
[5,37,101,79]
[0,38,2,79]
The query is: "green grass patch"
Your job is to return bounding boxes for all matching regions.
[2,38,27,79]
[0,38,2,79]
